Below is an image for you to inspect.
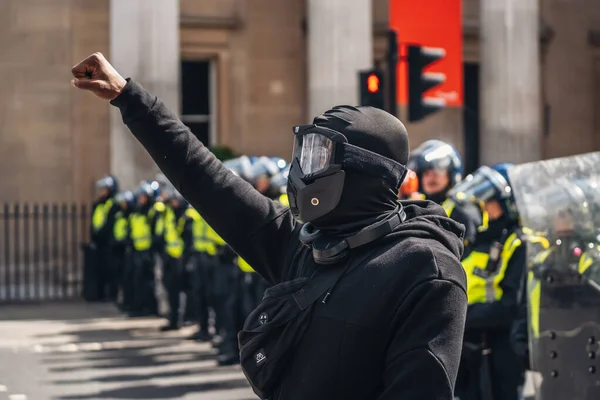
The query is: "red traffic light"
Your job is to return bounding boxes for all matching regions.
[367,74,380,93]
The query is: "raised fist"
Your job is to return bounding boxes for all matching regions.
[71,52,127,100]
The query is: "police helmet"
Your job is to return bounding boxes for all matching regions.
[95,175,119,196]
[407,140,462,188]
[531,178,600,240]
[448,162,518,221]
[270,157,288,172]
[249,157,281,181]
[147,180,161,199]
[135,182,155,201]
[223,156,254,180]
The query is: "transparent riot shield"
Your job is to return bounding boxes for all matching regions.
[508,152,600,400]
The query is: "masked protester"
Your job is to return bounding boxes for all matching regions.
[409,140,484,254]
[72,53,467,400]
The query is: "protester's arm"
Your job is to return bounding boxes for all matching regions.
[111,81,297,283]
[465,244,526,329]
[379,279,467,400]
[72,54,297,283]
[378,246,467,400]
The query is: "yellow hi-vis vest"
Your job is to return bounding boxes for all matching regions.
[277,193,289,207]
[462,231,524,304]
[129,212,152,251]
[164,207,184,258]
[92,199,113,232]
[237,256,255,273]
[442,198,490,233]
[151,201,167,236]
[113,210,128,242]
[528,244,596,337]
[182,207,225,256]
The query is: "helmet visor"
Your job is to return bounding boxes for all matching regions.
[449,165,510,204]
[292,133,334,175]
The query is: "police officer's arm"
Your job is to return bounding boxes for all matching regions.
[448,205,479,255]
[510,290,530,369]
[109,81,296,284]
[378,248,467,400]
[465,244,526,329]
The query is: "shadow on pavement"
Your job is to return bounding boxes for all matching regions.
[54,380,254,399]
[24,302,257,399]
[0,301,122,322]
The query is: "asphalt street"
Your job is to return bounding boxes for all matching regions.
[0,302,537,400]
[0,303,256,400]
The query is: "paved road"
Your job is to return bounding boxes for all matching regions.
[0,303,257,400]
[0,302,537,400]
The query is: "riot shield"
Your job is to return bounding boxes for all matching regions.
[508,152,600,400]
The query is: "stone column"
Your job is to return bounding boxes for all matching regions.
[307,0,373,120]
[109,0,180,190]
[479,0,542,165]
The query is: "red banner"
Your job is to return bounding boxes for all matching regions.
[390,0,463,106]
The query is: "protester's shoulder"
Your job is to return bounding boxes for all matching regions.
[391,235,467,290]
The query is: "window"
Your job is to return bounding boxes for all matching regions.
[180,60,215,145]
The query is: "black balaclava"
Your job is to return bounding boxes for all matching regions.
[308,106,409,236]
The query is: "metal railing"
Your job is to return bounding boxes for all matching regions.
[0,203,90,302]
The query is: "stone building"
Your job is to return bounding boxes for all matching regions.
[1,0,599,204]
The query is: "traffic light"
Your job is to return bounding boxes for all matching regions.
[359,69,385,110]
[407,45,446,122]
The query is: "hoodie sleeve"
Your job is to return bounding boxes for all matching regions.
[109,80,297,284]
[378,276,467,399]
[465,242,526,329]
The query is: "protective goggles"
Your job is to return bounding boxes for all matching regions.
[291,124,406,186]
[448,165,510,203]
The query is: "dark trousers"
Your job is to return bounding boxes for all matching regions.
[111,247,126,303]
[94,243,111,301]
[189,252,214,334]
[163,255,183,327]
[217,263,243,354]
[455,332,525,400]
[121,251,135,310]
[131,250,156,314]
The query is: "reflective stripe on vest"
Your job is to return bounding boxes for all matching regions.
[441,198,455,217]
[164,208,183,258]
[92,199,113,232]
[129,213,152,251]
[113,211,128,241]
[237,256,255,273]
[462,232,522,304]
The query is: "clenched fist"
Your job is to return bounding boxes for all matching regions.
[71,52,127,100]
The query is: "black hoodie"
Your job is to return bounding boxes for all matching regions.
[111,80,468,400]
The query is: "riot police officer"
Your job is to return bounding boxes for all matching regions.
[112,190,134,310]
[128,182,157,317]
[89,175,119,301]
[408,140,484,252]
[452,163,527,400]
[159,191,186,331]
[508,155,600,400]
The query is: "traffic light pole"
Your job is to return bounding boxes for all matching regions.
[386,30,399,117]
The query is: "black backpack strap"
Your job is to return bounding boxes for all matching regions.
[292,249,376,311]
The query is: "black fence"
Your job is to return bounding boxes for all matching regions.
[0,203,90,302]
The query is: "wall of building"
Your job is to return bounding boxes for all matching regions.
[0,0,110,204]
[3,0,600,204]
[180,0,306,160]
